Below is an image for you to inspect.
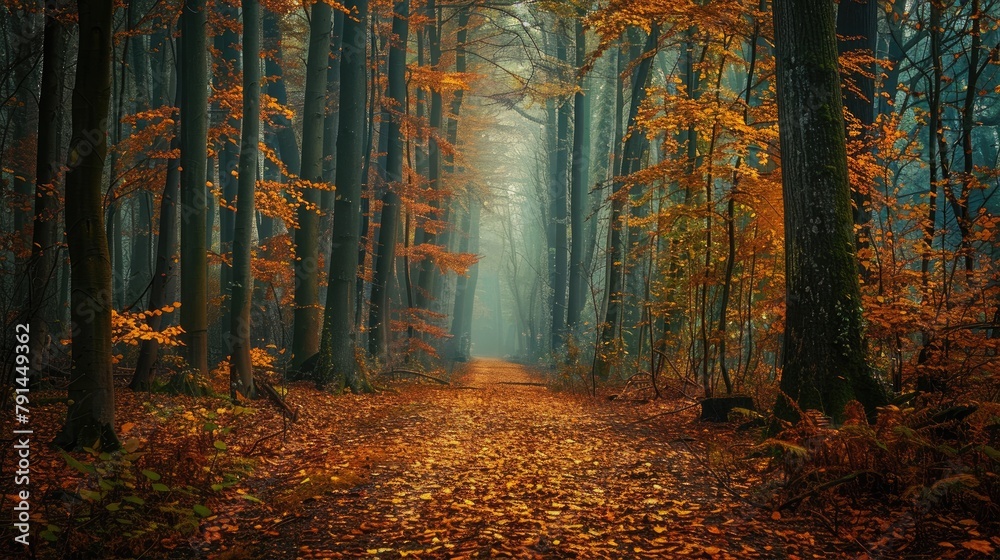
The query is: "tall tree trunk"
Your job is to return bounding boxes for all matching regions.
[215,2,242,330]
[316,0,371,392]
[594,26,658,380]
[229,0,260,400]
[320,10,344,308]
[566,15,590,333]
[291,0,332,368]
[449,196,480,360]
[56,0,119,450]
[132,139,180,390]
[551,23,569,351]
[26,10,65,377]
[415,0,443,311]
[773,0,885,422]
[127,4,153,308]
[263,11,301,179]
[127,191,152,307]
[179,0,210,376]
[132,32,181,391]
[369,0,409,359]
[955,0,982,273]
[921,3,944,294]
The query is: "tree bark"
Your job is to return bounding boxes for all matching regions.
[551,23,570,351]
[316,0,371,392]
[133,34,181,391]
[566,15,590,333]
[773,0,885,422]
[26,9,65,378]
[369,0,409,359]
[56,0,119,450]
[449,196,480,360]
[229,0,261,400]
[415,0,443,312]
[215,1,242,330]
[178,0,210,375]
[291,0,332,368]
[263,11,301,179]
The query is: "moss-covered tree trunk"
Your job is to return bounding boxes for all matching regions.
[772,0,886,422]
[56,0,119,450]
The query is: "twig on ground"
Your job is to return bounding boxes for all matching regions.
[388,370,450,385]
[254,374,298,421]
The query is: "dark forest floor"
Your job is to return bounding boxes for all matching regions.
[4,359,990,558]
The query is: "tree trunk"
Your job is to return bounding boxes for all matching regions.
[132,139,180,391]
[369,0,409,359]
[449,196,480,361]
[178,0,210,376]
[415,0,443,312]
[56,0,119,450]
[291,0,332,368]
[566,15,590,333]
[133,31,181,391]
[955,0,982,273]
[772,0,885,422]
[215,2,242,331]
[320,9,344,309]
[263,11,301,179]
[551,24,569,351]
[26,10,65,378]
[127,191,152,308]
[228,0,261,400]
[316,0,371,392]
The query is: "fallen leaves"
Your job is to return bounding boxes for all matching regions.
[16,359,995,559]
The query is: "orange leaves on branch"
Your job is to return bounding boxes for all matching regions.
[108,303,186,359]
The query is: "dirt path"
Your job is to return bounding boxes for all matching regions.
[218,359,813,559]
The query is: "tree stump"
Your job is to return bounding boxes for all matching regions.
[700,396,755,422]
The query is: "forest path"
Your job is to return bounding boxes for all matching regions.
[220,359,806,559]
